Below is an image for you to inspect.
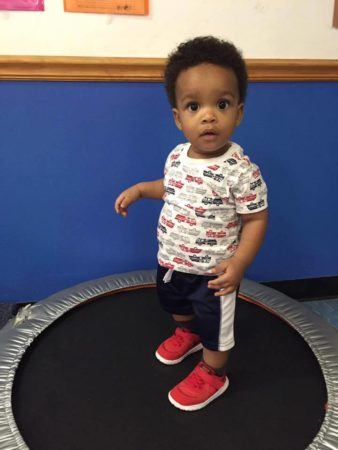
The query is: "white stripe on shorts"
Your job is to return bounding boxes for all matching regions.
[163,269,174,283]
[218,290,237,351]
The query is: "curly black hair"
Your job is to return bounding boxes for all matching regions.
[164,36,248,108]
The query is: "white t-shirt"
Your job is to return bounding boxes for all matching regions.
[157,142,268,275]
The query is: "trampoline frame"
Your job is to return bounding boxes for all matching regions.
[0,270,337,450]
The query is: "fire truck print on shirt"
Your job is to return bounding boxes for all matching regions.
[157,142,268,275]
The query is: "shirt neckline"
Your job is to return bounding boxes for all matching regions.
[181,142,240,165]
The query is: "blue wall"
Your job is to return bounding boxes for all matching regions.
[0,81,337,301]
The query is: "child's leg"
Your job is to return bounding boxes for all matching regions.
[156,268,202,364]
[202,348,230,374]
[167,277,237,410]
[173,313,197,331]
[173,314,195,321]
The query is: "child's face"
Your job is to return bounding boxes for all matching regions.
[172,63,244,159]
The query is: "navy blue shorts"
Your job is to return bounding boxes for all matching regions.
[156,265,237,351]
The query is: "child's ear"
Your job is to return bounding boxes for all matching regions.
[172,108,182,130]
[236,103,244,127]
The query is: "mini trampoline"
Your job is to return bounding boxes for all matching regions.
[0,270,337,450]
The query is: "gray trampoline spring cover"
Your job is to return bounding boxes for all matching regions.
[0,270,337,450]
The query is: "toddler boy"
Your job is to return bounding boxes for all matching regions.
[115,36,268,411]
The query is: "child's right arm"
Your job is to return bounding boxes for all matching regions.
[114,179,164,217]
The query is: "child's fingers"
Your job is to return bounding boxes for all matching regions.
[115,187,140,216]
[210,282,232,293]
[114,197,122,214]
[208,273,227,289]
[115,194,129,215]
[208,274,235,296]
[213,285,236,296]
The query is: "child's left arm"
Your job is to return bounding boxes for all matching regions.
[208,209,268,296]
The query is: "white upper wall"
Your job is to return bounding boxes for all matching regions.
[1,0,337,59]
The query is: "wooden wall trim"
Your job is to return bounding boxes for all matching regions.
[0,56,337,82]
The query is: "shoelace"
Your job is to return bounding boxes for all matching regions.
[187,370,205,390]
[173,335,183,347]
[172,330,185,347]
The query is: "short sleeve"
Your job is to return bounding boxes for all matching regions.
[231,163,268,214]
[163,144,184,176]
[163,153,171,176]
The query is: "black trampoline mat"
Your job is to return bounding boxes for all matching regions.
[12,288,327,450]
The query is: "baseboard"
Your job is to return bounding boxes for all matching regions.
[262,276,338,301]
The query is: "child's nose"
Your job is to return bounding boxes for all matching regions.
[201,109,216,123]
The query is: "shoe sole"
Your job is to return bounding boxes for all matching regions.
[168,377,229,411]
[155,343,203,365]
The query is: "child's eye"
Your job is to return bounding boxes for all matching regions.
[218,100,230,110]
[187,102,199,112]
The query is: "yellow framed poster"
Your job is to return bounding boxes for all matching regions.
[64,0,148,15]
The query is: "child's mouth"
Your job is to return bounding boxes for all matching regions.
[200,130,217,140]
[201,129,217,136]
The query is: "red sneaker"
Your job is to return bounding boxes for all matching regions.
[155,327,202,365]
[168,362,229,411]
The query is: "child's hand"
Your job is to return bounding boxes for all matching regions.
[114,185,142,217]
[207,257,246,296]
